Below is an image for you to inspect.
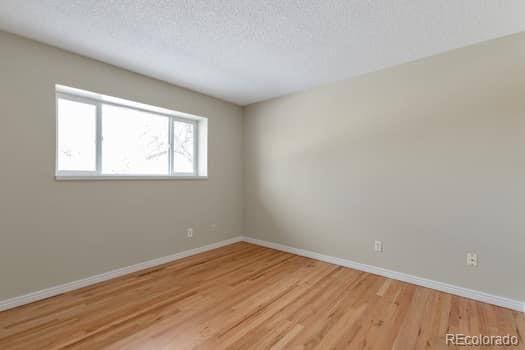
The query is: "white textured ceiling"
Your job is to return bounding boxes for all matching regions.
[0,1,524,105]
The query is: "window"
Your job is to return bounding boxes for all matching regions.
[56,85,207,179]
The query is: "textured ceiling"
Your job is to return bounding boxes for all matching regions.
[0,1,524,105]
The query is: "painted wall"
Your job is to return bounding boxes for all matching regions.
[0,31,243,300]
[244,33,525,301]
[2,29,524,303]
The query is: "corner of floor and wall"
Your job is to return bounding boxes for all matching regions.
[241,31,525,312]
[1,29,524,313]
[0,30,244,306]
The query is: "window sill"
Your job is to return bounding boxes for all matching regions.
[55,175,208,181]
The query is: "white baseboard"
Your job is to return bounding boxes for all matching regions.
[1,235,523,313]
[0,236,243,312]
[242,237,525,312]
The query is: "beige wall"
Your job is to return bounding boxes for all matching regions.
[0,31,243,300]
[2,29,524,303]
[244,33,525,301]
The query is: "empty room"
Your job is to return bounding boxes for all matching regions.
[0,1,524,349]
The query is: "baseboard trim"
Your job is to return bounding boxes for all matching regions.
[0,236,243,312]
[242,237,525,312]
[1,235,522,313]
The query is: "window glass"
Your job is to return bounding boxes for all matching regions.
[57,98,97,171]
[102,105,170,175]
[173,120,195,173]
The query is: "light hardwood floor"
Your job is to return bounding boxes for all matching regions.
[0,242,523,349]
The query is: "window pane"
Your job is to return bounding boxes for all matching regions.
[173,120,195,173]
[102,105,169,175]
[57,98,96,171]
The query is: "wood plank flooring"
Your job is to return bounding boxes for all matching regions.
[0,242,523,349]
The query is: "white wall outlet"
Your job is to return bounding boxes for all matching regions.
[466,252,478,267]
[209,224,217,232]
[186,228,194,238]
[374,240,383,252]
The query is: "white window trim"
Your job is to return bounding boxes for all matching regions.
[55,175,208,181]
[55,86,208,180]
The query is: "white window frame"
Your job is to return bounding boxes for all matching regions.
[55,86,207,180]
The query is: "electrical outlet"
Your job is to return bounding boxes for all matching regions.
[209,224,217,232]
[374,240,383,252]
[466,252,478,267]
[186,228,193,238]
